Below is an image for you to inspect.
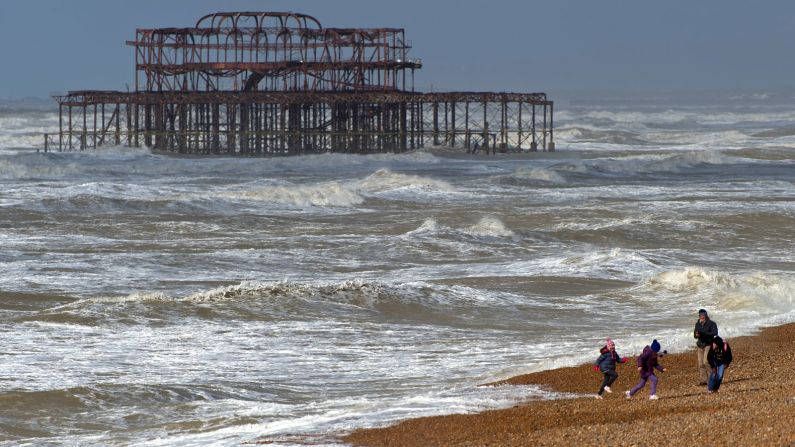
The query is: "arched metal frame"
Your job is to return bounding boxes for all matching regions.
[129,11,420,93]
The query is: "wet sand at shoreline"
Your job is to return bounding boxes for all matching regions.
[343,323,795,446]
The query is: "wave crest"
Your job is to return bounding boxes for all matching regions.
[358,168,453,192]
[231,182,365,207]
[645,268,795,313]
[186,280,389,305]
[550,150,734,177]
[511,167,566,183]
[220,169,452,208]
[463,216,516,238]
[404,218,440,236]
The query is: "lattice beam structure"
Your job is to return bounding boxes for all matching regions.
[46,12,554,155]
[129,12,421,93]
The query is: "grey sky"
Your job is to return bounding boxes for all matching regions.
[1,0,794,99]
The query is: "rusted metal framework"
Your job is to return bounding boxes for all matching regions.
[47,12,554,154]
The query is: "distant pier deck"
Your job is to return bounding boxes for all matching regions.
[47,12,553,155]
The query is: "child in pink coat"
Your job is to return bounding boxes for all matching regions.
[593,338,628,399]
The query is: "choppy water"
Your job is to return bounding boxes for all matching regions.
[1,97,794,446]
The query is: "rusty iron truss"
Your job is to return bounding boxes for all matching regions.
[46,12,554,155]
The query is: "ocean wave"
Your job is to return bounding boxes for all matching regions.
[549,150,735,177]
[581,109,692,127]
[509,167,566,183]
[0,383,271,435]
[358,168,453,193]
[560,247,657,272]
[0,388,89,414]
[222,168,452,208]
[0,148,442,181]
[229,181,365,207]
[751,127,795,138]
[727,147,795,161]
[0,112,59,150]
[0,154,81,179]
[644,267,795,314]
[0,148,160,180]
[0,290,74,312]
[4,152,451,209]
[182,279,519,308]
[404,218,441,236]
[403,216,517,240]
[462,216,516,238]
[555,126,649,146]
[643,150,734,169]
[578,108,795,128]
[20,280,532,327]
[183,280,390,305]
[32,181,205,213]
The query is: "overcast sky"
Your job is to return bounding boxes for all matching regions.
[2,0,795,99]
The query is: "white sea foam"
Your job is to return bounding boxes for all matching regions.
[231,182,365,207]
[562,247,657,272]
[0,112,59,150]
[3,152,93,178]
[404,218,441,236]
[462,216,516,238]
[646,267,795,314]
[402,216,516,240]
[510,166,566,183]
[547,150,735,177]
[357,168,453,193]
[57,292,172,308]
[180,280,390,307]
[57,279,532,315]
[5,100,795,446]
[579,108,795,127]
[220,168,452,208]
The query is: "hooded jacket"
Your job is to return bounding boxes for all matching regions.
[636,345,665,379]
[707,340,733,368]
[694,318,718,348]
[595,346,625,372]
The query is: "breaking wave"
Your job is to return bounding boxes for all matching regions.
[223,168,453,208]
[549,150,736,176]
[404,218,441,236]
[16,279,537,329]
[404,216,516,239]
[357,168,453,193]
[462,216,516,238]
[555,127,649,145]
[510,167,566,183]
[230,181,365,207]
[0,148,442,180]
[643,267,795,319]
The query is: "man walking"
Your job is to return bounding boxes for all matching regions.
[694,309,718,385]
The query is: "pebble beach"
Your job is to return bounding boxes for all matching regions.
[343,323,795,446]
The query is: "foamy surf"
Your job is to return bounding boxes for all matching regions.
[357,168,454,193]
[510,167,566,183]
[403,216,517,240]
[462,216,516,238]
[230,181,366,207]
[3,98,795,446]
[645,268,795,314]
[217,168,454,208]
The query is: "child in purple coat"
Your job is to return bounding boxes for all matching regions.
[625,339,667,400]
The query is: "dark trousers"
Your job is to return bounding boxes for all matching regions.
[598,370,618,395]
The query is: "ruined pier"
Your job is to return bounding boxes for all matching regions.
[48,12,554,155]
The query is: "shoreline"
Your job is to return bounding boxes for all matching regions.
[342,322,795,446]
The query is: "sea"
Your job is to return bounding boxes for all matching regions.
[1,94,794,446]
